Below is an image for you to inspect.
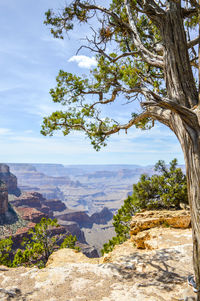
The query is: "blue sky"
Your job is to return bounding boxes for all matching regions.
[0,0,184,165]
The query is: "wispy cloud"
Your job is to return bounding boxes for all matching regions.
[68,55,97,69]
[0,128,13,135]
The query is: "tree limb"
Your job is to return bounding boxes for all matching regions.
[124,0,164,68]
[188,37,200,49]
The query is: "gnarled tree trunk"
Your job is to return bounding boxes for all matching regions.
[158,2,200,299]
[171,115,200,300]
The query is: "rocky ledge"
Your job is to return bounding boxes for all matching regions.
[0,210,196,300]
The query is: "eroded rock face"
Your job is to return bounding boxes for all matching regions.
[42,199,66,212]
[57,220,86,243]
[54,210,92,228]
[130,209,191,236]
[90,207,113,224]
[0,181,8,215]
[0,164,20,196]
[15,207,48,223]
[55,207,113,228]
[12,192,45,208]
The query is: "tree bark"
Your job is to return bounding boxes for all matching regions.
[158,2,200,298]
[159,1,198,108]
[171,115,200,300]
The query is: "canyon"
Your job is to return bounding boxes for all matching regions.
[6,163,163,252]
[7,163,157,214]
[0,209,195,301]
[0,162,185,255]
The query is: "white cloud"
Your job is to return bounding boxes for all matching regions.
[0,128,13,135]
[68,55,97,69]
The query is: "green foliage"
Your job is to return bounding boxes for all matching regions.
[0,218,79,268]
[0,237,13,267]
[60,234,80,251]
[101,158,188,254]
[41,0,168,149]
[132,158,188,210]
[12,218,61,267]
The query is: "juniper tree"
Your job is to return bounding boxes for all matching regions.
[101,158,187,254]
[42,0,200,297]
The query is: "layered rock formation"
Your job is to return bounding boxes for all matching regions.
[56,220,86,243]
[0,164,20,196]
[9,192,97,255]
[129,210,191,249]
[8,163,81,201]
[90,207,113,224]
[42,199,66,212]
[54,209,92,227]
[0,180,8,215]
[10,192,58,218]
[15,207,48,224]
[0,210,196,301]
[54,207,113,228]
[130,209,191,234]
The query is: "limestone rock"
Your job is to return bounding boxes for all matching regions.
[46,248,97,267]
[130,209,191,235]
[0,227,196,301]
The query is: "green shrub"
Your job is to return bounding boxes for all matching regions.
[101,158,188,255]
[0,237,13,267]
[0,218,79,268]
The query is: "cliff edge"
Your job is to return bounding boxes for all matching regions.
[0,210,196,301]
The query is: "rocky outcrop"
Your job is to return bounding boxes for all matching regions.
[57,220,86,243]
[15,207,48,223]
[90,207,113,224]
[0,227,196,301]
[55,207,113,228]
[129,210,191,250]
[42,199,66,212]
[54,210,92,228]
[0,164,20,196]
[10,192,68,218]
[0,180,8,215]
[130,209,191,236]
[11,192,45,208]
[11,223,67,250]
